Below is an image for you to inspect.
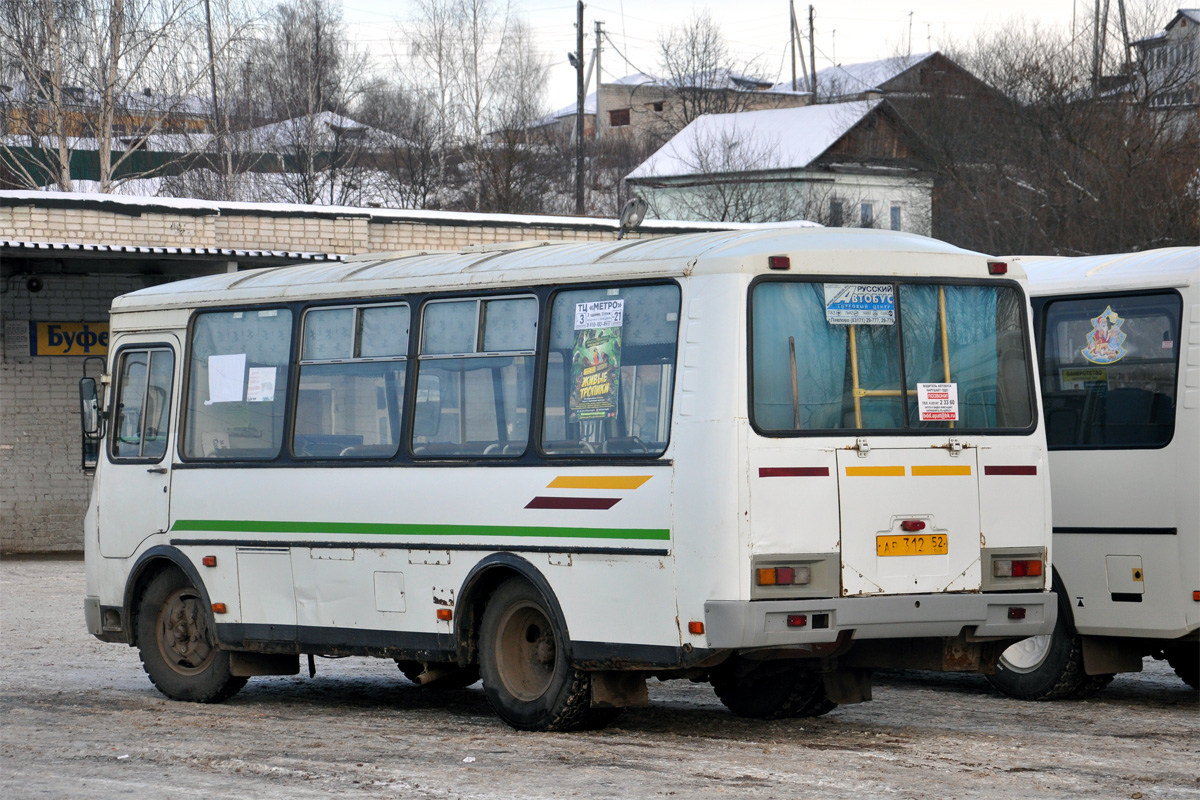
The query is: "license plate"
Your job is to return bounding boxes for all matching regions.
[876,534,948,556]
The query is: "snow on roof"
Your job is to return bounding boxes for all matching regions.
[1015,248,1200,296]
[0,189,795,234]
[625,100,881,181]
[776,52,937,99]
[0,239,342,261]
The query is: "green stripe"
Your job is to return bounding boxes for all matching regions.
[171,519,670,541]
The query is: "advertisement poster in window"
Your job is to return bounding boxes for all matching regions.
[570,300,623,422]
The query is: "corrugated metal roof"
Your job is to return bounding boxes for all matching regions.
[1,239,345,261]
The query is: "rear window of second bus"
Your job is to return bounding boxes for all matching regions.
[1039,292,1182,448]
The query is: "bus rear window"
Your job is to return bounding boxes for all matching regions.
[750,280,1034,433]
[1039,292,1181,448]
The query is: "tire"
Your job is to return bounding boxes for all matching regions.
[1165,645,1199,690]
[713,659,835,720]
[136,568,246,703]
[478,578,619,732]
[397,660,481,690]
[986,575,1113,701]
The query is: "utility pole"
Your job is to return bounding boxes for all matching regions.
[575,0,585,215]
[595,20,604,142]
[203,0,227,193]
[809,5,817,100]
[790,1,797,92]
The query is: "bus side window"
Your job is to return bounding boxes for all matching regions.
[540,284,680,457]
[412,296,536,458]
[183,309,293,460]
[111,347,175,461]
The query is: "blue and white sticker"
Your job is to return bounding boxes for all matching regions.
[823,283,896,325]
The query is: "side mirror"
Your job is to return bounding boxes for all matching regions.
[80,377,100,437]
[80,377,103,471]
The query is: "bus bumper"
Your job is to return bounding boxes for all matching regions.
[703,591,1056,649]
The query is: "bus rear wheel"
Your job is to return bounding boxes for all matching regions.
[986,577,1112,701]
[1165,645,1199,690]
[478,578,619,731]
[713,659,835,719]
[136,568,246,703]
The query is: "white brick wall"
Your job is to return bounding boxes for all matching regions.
[1,274,144,553]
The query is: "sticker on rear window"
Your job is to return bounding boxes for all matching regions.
[823,284,895,325]
[1081,305,1127,364]
[917,382,958,421]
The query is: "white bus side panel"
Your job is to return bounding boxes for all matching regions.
[166,465,682,649]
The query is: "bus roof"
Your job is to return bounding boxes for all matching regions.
[1014,247,1199,296]
[111,226,991,313]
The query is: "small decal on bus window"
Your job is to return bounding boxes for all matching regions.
[1081,306,1127,364]
[1060,367,1107,389]
[206,353,245,404]
[823,284,895,325]
[246,367,277,402]
[917,382,958,421]
[574,300,624,330]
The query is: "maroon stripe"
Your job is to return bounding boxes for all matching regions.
[758,467,831,478]
[525,497,621,510]
[984,465,1038,476]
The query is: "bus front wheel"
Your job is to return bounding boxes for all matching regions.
[478,578,619,731]
[135,568,246,703]
[986,576,1113,701]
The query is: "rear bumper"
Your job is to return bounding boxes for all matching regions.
[704,591,1056,649]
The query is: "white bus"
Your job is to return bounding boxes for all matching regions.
[80,227,1055,731]
[987,248,1199,699]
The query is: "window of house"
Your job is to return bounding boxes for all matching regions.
[890,206,902,231]
[293,303,409,459]
[645,101,664,113]
[609,108,631,127]
[829,201,844,227]
[860,203,873,227]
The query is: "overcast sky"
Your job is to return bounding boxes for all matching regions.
[338,0,1130,110]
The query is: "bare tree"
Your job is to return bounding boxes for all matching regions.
[653,11,766,141]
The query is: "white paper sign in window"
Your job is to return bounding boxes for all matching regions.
[574,299,624,330]
[917,382,959,421]
[246,367,277,402]
[207,353,245,403]
[823,284,895,325]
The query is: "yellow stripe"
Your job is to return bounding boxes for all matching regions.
[547,475,654,490]
[911,465,973,477]
[844,466,906,477]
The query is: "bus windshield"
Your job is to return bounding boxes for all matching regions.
[751,280,1035,432]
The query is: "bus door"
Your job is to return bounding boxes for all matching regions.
[835,446,981,596]
[99,337,179,559]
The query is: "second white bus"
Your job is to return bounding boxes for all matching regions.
[987,248,1199,699]
[81,227,1056,730]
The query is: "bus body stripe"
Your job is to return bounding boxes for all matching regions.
[525,497,621,510]
[984,465,1038,476]
[547,475,653,490]
[171,519,668,541]
[844,466,906,477]
[758,467,830,477]
[911,465,973,477]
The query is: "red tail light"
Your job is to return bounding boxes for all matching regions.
[900,520,926,532]
[988,260,1008,275]
[786,615,808,628]
[994,559,1043,578]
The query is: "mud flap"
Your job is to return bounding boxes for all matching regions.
[590,671,649,708]
[230,651,300,677]
[1081,636,1143,675]
[823,668,873,704]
